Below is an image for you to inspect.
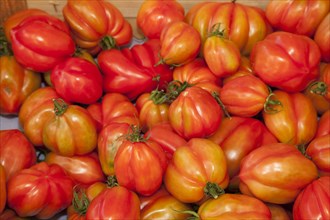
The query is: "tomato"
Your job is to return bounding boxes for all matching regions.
[168,85,223,140]
[0,129,36,181]
[203,25,241,78]
[314,13,330,62]
[0,209,26,220]
[304,63,330,115]
[45,152,105,185]
[185,1,272,55]
[250,31,321,92]
[0,165,6,214]
[7,162,74,219]
[265,0,330,37]
[172,58,222,95]
[197,194,271,220]
[42,98,98,156]
[114,128,167,196]
[306,134,330,177]
[316,110,330,138]
[164,138,229,204]
[50,57,103,105]
[208,116,278,179]
[3,8,48,43]
[62,0,132,55]
[0,53,41,115]
[219,74,271,117]
[262,90,318,147]
[266,203,291,220]
[10,14,75,73]
[239,143,319,204]
[97,122,135,176]
[18,87,62,146]
[144,122,188,161]
[136,0,185,39]
[159,21,201,66]
[85,186,140,219]
[293,176,330,220]
[135,92,170,133]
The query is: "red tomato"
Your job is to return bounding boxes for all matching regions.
[306,134,330,177]
[262,90,318,146]
[266,203,291,220]
[265,0,330,37]
[135,92,170,133]
[219,74,271,117]
[164,138,229,203]
[203,26,241,78]
[97,122,134,176]
[293,176,330,220]
[62,0,132,55]
[42,98,98,156]
[50,57,103,105]
[10,14,75,72]
[159,21,201,65]
[0,129,36,181]
[173,58,222,95]
[316,110,330,138]
[18,87,62,146]
[144,122,188,161]
[197,194,271,220]
[85,186,140,219]
[0,165,6,213]
[168,85,223,140]
[185,1,272,55]
[208,116,278,179]
[136,0,185,39]
[0,209,27,220]
[7,162,74,219]
[314,13,330,62]
[0,55,41,115]
[45,152,105,185]
[239,143,319,204]
[114,131,167,196]
[250,31,321,92]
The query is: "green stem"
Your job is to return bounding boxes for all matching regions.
[171,208,200,220]
[263,93,282,114]
[52,98,68,116]
[212,91,231,119]
[309,81,327,96]
[100,35,117,50]
[106,175,119,188]
[203,182,225,199]
[72,185,90,215]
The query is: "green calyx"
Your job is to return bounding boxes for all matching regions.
[309,81,328,96]
[52,98,68,116]
[204,182,225,199]
[72,186,90,215]
[100,35,117,50]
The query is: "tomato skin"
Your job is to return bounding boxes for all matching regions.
[114,138,167,196]
[0,55,41,115]
[85,186,140,219]
[173,58,222,95]
[160,21,201,65]
[168,86,223,140]
[164,138,229,203]
[185,2,272,55]
[0,129,37,181]
[293,176,330,220]
[197,194,271,220]
[10,14,75,72]
[314,13,330,62]
[42,100,98,157]
[50,57,103,105]
[306,135,330,177]
[203,35,241,78]
[251,31,321,93]
[208,116,278,179]
[262,90,318,146]
[265,0,330,37]
[63,0,132,55]
[316,110,330,138]
[45,152,105,185]
[136,0,185,39]
[239,143,319,204]
[220,74,270,117]
[7,162,74,219]
[266,203,291,220]
[144,122,188,161]
[0,165,6,214]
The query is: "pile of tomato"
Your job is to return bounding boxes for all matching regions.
[0,0,329,219]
